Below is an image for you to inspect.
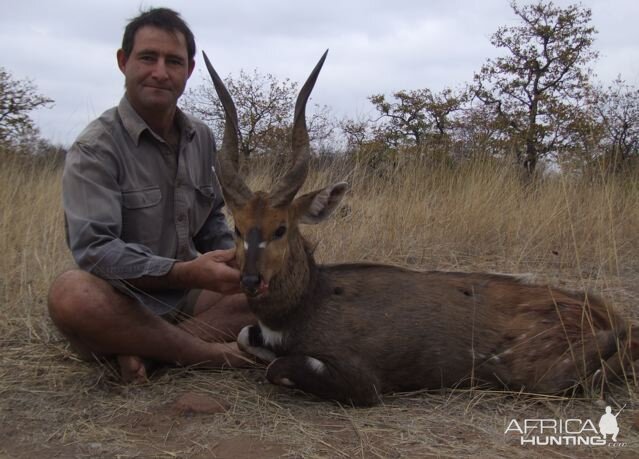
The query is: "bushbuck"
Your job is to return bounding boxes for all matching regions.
[202,51,637,406]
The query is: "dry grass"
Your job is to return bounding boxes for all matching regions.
[1,153,638,458]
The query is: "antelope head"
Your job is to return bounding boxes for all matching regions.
[203,51,347,298]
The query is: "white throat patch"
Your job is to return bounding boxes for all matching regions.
[259,321,285,348]
[237,326,276,363]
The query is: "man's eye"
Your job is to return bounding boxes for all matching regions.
[273,226,287,240]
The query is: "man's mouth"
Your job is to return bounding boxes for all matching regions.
[144,85,171,92]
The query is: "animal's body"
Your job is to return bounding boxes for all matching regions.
[202,50,636,406]
[241,236,625,405]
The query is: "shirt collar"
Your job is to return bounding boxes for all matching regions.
[117,96,197,146]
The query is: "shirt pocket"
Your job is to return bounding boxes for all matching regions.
[121,187,163,246]
[191,184,216,236]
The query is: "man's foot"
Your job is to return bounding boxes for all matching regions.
[117,355,148,384]
[178,317,236,343]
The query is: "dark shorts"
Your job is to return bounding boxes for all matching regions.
[110,279,201,322]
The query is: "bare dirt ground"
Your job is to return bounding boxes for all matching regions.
[1,278,638,459]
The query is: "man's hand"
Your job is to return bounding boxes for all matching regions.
[128,248,242,294]
[170,248,242,294]
[177,249,242,294]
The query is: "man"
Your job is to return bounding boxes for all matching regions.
[47,7,254,383]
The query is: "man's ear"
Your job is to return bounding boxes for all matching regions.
[293,182,348,225]
[187,58,195,79]
[116,49,127,73]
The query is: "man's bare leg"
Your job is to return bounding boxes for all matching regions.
[177,291,256,342]
[47,270,253,383]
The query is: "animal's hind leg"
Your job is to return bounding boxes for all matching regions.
[265,355,381,406]
[597,323,639,387]
[527,328,621,393]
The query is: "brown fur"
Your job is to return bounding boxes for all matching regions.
[241,229,631,405]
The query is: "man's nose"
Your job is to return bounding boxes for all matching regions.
[151,59,169,80]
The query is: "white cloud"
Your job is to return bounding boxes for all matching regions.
[1,0,637,146]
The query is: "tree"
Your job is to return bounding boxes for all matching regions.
[369,87,465,149]
[341,116,375,151]
[473,1,598,175]
[455,102,505,160]
[592,77,639,171]
[369,89,430,147]
[182,69,333,169]
[0,67,53,147]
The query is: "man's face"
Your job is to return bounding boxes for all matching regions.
[117,26,194,115]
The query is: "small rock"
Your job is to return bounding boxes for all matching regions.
[170,392,230,415]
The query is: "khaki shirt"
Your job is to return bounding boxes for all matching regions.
[63,97,233,314]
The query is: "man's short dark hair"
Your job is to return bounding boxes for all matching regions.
[121,7,196,61]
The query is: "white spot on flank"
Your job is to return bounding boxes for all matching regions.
[278,377,295,387]
[259,321,284,347]
[243,241,248,250]
[491,272,537,284]
[469,350,486,359]
[306,357,326,373]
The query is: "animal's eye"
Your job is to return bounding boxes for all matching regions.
[273,225,287,240]
[234,226,242,238]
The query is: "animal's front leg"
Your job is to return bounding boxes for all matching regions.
[237,325,276,363]
[266,355,381,406]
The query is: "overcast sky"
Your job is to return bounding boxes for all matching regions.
[2,0,638,146]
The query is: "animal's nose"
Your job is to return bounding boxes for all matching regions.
[241,274,261,292]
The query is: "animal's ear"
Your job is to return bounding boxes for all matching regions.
[292,182,348,225]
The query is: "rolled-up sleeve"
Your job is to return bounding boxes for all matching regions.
[193,200,234,253]
[63,142,176,279]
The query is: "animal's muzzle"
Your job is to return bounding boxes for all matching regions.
[241,273,262,296]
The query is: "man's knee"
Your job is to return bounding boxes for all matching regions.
[47,270,111,330]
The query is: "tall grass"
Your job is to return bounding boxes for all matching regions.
[0,154,71,341]
[281,156,638,286]
[2,152,638,335]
